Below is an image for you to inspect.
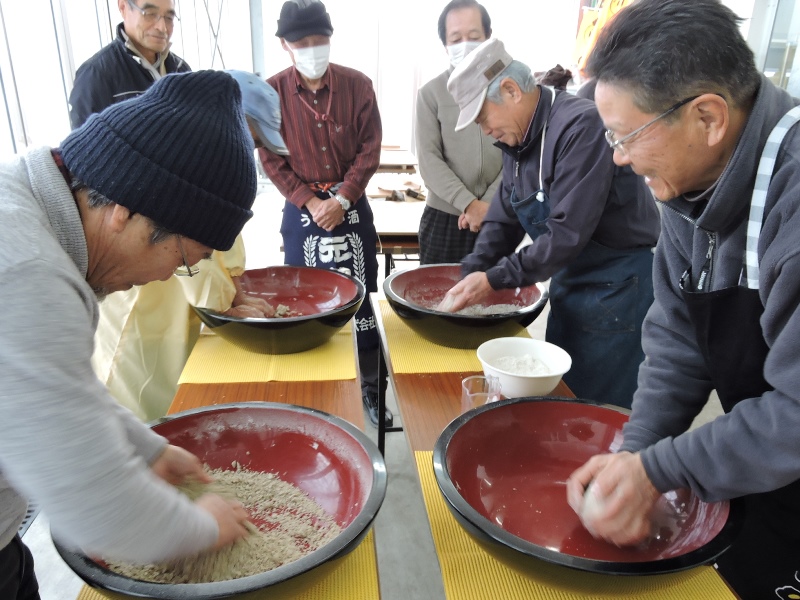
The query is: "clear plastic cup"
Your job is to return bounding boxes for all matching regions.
[461,375,501,413]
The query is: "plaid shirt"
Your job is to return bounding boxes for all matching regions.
[260,63,382,208]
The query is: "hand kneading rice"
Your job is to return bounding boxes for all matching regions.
[105,467,342,583]
[493,354,551,375]
[455,303,523,315]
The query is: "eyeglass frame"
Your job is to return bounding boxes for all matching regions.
[604,95,700,155]
[174,235,200,277]
[125,0,179,26]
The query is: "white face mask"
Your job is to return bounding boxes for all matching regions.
[447,40,482,67]
[291,44,331,80]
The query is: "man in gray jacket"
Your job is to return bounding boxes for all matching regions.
[415,0,502,264]
[565,1,800,597]
[0,71,256,596]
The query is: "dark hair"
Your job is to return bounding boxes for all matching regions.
[587,0,760,114]
[536,64,573,91]
[437,0,491,45]
[72,179,174,245]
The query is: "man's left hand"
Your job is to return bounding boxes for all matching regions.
[151,445,212,486]
[437,271,492,312]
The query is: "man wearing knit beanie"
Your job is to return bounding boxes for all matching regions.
[0,70,256,594]
[91,70,287,423]
[263,0,392,429]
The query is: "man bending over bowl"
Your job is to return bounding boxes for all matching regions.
[567,1,800,597]
[0,70,256,596]
[438,38,660,409]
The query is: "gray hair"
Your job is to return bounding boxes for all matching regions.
[486,60,536,104]
[71,179,174,245]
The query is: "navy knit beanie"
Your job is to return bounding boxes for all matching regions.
[61,70,256,251]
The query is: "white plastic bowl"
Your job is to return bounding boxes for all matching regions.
[476,337,571,398]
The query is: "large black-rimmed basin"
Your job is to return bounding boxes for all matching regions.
[54,402,387,599]
[193,266,365,354]
[383,264,548,349]
[433,397,743,576]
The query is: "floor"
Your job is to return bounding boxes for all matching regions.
[23,182,723,599]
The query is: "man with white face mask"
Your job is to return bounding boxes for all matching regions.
[415,0,502,264]
[260,0,391,429]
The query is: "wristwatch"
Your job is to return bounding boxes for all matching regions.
[335,193,352,211]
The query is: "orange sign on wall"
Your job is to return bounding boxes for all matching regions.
[573,0,635,75]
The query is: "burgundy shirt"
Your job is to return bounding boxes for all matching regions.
[260,63,382,208]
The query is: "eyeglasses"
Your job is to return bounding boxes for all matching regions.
[174,235,199,277]
[126,0,179,26]
[605,96,700,156]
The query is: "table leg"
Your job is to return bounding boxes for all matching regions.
[378,344,387,455]
[384,252,393,279]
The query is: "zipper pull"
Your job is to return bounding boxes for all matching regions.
[515,160,519,178]
[696,235,715,291]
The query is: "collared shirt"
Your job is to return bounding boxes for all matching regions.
[119,26,169,79]
[261,63,382,208]
[68,23,189,129]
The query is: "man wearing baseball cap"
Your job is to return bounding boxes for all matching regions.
[0,70,256,595]
[226,69,289,156]
[439,38,660,409]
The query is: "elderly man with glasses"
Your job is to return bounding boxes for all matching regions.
[89,69,289,424]
[566,1,800,596]
[0,70,257,599]
[68,0,189,129]
[439,38,660,410]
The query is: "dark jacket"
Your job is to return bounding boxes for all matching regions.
[624,77,800,502]
[462,86,659,290]
[69,23,190,129]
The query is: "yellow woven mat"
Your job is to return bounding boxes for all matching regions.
[415,452,734,600]
[178,329,356,384]
[75,530,379,600]
[378,301,529,374]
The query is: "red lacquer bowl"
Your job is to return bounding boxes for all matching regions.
[54,403,387,599]
[383,264,548,349]
[193,266,365,354]
[433,397,742,575]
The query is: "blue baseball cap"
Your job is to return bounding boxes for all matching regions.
[225,70,289,156]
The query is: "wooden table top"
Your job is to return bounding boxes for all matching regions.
[370,294,573,451]
[169,379,364,428]
[391,372,573,452]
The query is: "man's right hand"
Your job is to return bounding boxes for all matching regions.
[436,271,493,313]
[460,199,490,233]
[196,493,252,549]
[566,452,660,546]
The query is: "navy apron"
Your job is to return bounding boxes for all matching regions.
[280,189,381,393]
[511,89,653,408]
[680,107,800,599]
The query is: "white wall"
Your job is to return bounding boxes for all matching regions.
[258,0,582,148]
[0,0,774,157]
